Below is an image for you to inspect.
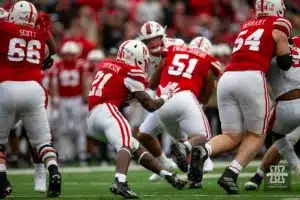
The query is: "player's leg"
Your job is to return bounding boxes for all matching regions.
[8,128,19,168]
[137,113,177,179]
[19,82,61,197]
[132,137,187,190]
[71,99,87,166]
[245,105,300,191]
[218,72,270,195]
[0,83,18,198]
[188,74,244,191]
[87,103,138,199]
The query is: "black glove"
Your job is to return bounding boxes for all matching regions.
[43,56,54,71]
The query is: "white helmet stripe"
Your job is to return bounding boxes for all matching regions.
[29,2,34,24]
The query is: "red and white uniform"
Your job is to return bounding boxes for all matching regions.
[140,45,222,140]
[0,20,51,146]
[52,59,86,98]
[218,16,292,134]
[130,38,185,129]
[87,60,146,151]
[267,36,300,142]
[52,59,86,133]
[52,58,88,160]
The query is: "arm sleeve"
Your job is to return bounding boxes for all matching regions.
[273,18,292,38]
[124,68,147,92]
[124,77,145,92]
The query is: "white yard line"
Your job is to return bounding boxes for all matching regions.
[7,161,268,175]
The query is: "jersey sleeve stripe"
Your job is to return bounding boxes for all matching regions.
[127,72,146,79]
[129,69,144,73]
[274,19,292,36]
[276,18,292,31]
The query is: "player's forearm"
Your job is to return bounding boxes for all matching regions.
[133,91,165,112]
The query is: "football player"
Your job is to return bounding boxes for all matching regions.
[0,1,61,198]
[188,0,293,194]
[136,21,184,181]
[244,36,300,190]
[52,41,88,165]
[138,36,223,188]
[87,40,187,199]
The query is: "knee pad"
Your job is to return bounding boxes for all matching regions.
[37,143,58,162]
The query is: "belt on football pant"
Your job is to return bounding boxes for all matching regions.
[276,89,300,102]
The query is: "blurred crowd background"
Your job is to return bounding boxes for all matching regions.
[1,0,300,167]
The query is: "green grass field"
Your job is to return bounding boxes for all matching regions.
[5,161,300,200]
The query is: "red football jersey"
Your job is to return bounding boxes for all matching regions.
[226,17,292,73]
[0,20,48,83]
[158,45,223,98]
[88,60,147,111]
[292,36,300,68]
[52,59,87,97]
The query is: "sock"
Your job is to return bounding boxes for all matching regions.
[205,144,212,157]
[34,163,45,171]
[229,160,243,175]
[274,137,300,168]
[46,159,57,169]
[0,164,6,172]
[159,170,172,179]
[115,173,126,183]
[158,153,169,164]
[183,141,192,152]
[256,168,265,178]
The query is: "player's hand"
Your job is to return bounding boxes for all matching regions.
[43,56,54,71]
[159,82,179,101]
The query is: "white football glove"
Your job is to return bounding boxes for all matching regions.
[159,82,180,101]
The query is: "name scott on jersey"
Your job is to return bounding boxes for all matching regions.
[20,29,36,38]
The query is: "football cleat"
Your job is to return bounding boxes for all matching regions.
[149,158,177,182]
[47,173,61,198]
[188,182,203,189]
[244,173,263,191]
[217,167,239,195]
[188,145,208,185]
[165,173,187,190]
[34,168,46,193]
[171,142,190,173]
[0,178,12,199]
[110,178,139,199]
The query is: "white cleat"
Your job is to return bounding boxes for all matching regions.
[34,168,46,193]
[149,158,177,182]
[244,181,259,191]
[203,157,214,173]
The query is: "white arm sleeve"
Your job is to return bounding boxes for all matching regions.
[124,77,145,92]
